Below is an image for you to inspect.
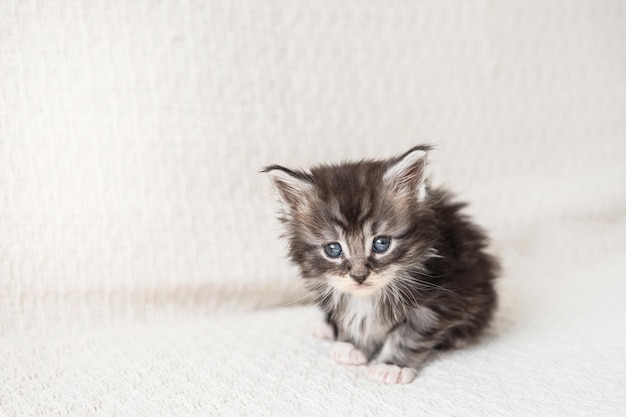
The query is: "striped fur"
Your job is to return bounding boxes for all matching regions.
[264,146,499,382]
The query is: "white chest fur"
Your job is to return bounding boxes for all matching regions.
[336,294,439,350]
[339,296,389,346]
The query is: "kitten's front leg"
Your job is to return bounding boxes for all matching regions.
[311,314,367,365]
[312,322,367,365]
[367,363,418,385]
[367,337,429,384]
[311,312,338,340]
[331,341,367,366]
[367,322,435,384]
[310,321,335,340]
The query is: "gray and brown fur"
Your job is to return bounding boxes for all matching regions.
[264,145,499,378]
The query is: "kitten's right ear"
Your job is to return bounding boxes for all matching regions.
[262,165,313,210]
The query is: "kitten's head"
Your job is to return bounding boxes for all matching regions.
[264,146,437,298]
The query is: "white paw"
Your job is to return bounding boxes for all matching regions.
[367,363,417,384]
[310,321,335,340]
[331,342,367,365]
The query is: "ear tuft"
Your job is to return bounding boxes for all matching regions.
[383,146,431,201]
[262,165,313,210]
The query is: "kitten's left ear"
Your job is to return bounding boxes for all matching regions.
[262,165,313,211]
[383,145,431,201]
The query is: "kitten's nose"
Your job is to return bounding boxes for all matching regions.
[350,270,370,285]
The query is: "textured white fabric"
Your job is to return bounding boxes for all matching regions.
[1,0,625,415]
[2,217,625,415]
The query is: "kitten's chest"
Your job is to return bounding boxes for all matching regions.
[336,297,392,348]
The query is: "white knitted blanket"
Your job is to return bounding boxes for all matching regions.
[1,1,625,415]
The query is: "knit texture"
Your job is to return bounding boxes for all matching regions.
[1,1,625,415]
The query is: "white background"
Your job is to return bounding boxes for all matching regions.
[1,0,625,336]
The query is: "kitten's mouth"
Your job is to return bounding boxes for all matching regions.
[328,275,388,297]
[349,282,379,296]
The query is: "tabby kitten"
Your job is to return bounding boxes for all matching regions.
[264,146,498,384]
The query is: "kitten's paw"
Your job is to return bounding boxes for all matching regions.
[331,342,367,365]
[310,321,335,340]
[367,363,417,384]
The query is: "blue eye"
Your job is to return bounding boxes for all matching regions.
[324,242,343,258]
[372,236,391,253]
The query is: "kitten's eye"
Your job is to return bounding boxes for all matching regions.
[323,242,343,258]
[372,236,391,253]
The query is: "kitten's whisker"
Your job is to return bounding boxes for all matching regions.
[408,265,448,279]
[417,271,448,279]
[393,275,424,295]
[394,273,458,297]
[414,280,458,296]
[393,280,420,307]
[277,283,327,308]
[388,282,411,315]
[317,285,337,309]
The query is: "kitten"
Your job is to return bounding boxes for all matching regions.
[264,145,499,384]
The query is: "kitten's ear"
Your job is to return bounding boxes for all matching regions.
[263,165,313,210]
[383,145,431,201]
